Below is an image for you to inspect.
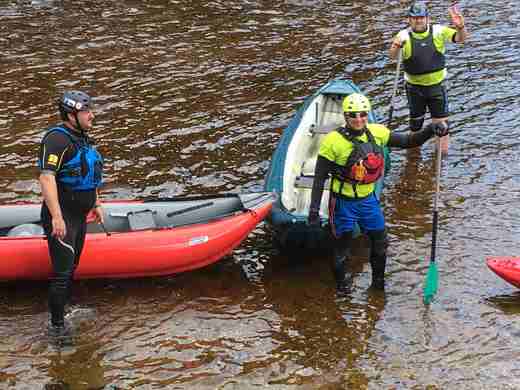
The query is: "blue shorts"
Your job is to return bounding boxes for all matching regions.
[329,193,385,237]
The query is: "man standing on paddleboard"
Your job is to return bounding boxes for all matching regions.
[389,2,467,154]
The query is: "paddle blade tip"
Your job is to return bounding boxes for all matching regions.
[423,262,439,305]
[423,282,438,304]
[423,291,436,305]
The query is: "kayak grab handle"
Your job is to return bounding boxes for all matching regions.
[109,209,155,218]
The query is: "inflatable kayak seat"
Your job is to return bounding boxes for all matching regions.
[300,158,317,176]
[7,223,45,237]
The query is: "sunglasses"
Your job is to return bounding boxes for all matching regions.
[346,111,368,119]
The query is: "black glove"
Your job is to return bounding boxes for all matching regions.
[426,122,449,137]
[308,209,320,227]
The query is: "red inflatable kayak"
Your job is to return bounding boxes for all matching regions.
[486,257,520,288]
[0,192,274,281]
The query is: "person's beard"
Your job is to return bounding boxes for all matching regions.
[412,23,428,33]
[345,122,366,136]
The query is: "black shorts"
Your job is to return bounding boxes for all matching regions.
[405,82,449,119]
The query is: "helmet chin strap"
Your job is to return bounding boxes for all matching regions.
[73,112,86,135]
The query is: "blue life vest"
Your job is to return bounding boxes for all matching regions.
[42,126,103,191]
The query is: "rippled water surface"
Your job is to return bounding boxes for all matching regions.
[1,1,520,389]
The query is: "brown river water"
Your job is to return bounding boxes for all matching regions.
[1,0,520,389]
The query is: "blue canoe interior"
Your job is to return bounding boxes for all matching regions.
[264,79,390,251]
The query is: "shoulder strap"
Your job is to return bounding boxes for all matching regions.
[43,126,88,148]
[364,128,376,144]
[339,127,379,147]
[42,125,74,143]
[431,24,444,37]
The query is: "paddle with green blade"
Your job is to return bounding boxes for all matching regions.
[423,137,442,304]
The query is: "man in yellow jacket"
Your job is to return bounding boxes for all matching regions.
[308,93,447,293]
[389,2,467,153]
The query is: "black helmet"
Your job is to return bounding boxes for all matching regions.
[409,2,428,17]
[59,91,93,120]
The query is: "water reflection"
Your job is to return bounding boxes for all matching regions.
[386,150,436,235]
[261,244,386,386]
[46,342,106,390]
[1,0,520,388]
[485,292,520,316]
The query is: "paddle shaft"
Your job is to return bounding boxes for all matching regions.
[388,48,403,125]
[430,138,442,262]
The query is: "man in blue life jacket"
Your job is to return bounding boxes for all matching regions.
[307,93,448,294]
[389,2,467,154]
[38,90,104,346]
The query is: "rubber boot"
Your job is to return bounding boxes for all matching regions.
[333,252,352,294]
[48,271,74,337]
[48,274,75,347]
[367,230,387,291]
[48,319,74,347]
[370,256,386,290]
[333,232,353,295]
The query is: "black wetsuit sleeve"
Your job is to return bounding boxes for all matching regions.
[39,132,74,174]
[387,125,435,149]
[309,155,335,214]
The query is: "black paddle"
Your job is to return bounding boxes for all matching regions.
[388,49,402,125]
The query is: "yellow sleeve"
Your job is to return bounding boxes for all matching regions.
[367,124,391,146]
[442,25,457,42]
[318,132,339,162]
[380,126,391,146]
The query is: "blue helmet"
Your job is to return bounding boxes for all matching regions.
[409,2,428,17]
[59,90,93,120]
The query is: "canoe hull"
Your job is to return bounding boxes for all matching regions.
[0,193,274,280]
[268,202,334,251]
[487,257,520,288]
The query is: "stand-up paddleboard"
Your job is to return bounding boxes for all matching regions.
[487,257,520,288]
